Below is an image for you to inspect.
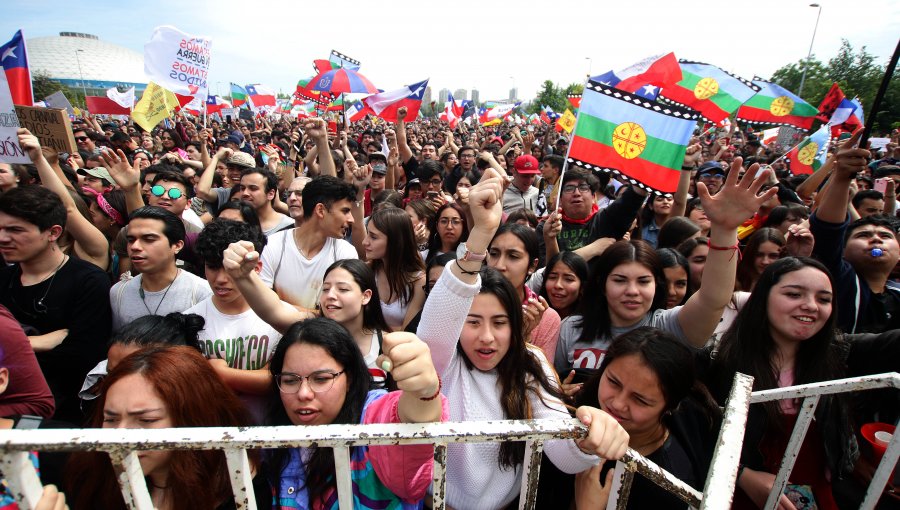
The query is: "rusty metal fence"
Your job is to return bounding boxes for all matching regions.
[1,372,897,510]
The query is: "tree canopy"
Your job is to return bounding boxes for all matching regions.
[770,39,898,132]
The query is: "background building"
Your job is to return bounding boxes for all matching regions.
[470,88,480,104]
[453,88,467,101]
[27,32,146,97]
[438,88,450,103]
[508,87,518,102]
[423,86,432,105]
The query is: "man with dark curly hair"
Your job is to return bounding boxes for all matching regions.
[186,218,295,423]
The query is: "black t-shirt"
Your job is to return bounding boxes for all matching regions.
[0,258,112,424]
[857,288,900,334]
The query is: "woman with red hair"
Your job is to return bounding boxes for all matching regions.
[66,346,267,510]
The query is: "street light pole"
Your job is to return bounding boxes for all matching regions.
[798,3,822,98]
[585,57,593,78]
[74,49,88,107]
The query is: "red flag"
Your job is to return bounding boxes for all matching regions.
[816,83,845,123]
[85,96,131,115]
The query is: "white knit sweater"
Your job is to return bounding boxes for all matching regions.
[417,266,598,509]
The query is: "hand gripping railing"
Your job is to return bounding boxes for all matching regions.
[0,372,896,510]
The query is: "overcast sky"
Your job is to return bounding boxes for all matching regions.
[6,0,899,102]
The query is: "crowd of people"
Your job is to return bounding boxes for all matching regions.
[0,102,898,509]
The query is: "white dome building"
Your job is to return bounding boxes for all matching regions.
[27,32,146,95]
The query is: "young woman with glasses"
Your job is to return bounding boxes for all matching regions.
[264,318,447,509]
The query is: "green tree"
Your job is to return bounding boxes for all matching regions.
[769,39,899,133]
[530,80,568,114]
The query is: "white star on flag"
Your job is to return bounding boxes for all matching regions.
[1,45,16,61]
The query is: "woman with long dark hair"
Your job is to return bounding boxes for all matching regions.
[538,251,588,320]
[554,158,778,382]
[264,318,446,509]
[536,327,720,509]
[704,257,900,509]
[425,202,468,265]
[736,227,785,292]
[415,168,629,509]
[363,207,426,330]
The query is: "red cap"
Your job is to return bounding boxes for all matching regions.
[514,155,540,174]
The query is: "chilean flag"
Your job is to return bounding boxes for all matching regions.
[206,95,231,115]
[1,30,33,106]
[362,78,429,123]
[345,100,370,123]
[246,84,276,108]
[591,53,681,101]
[440,92,460,128]
[827,96,864,137]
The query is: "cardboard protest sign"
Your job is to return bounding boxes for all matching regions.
[13,105,77,154]
[144,26,212,98]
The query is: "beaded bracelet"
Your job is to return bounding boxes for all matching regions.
[419,376,442,401]
[707,239,742,261]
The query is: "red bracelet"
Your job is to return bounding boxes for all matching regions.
[419,376,442,401]
[707,239,742,261]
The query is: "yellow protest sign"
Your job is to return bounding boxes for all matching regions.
[132,82,180,132]
[557,109,576,133]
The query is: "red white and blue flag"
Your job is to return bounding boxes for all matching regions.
[345,100,369,123]
[827,96,864,137]
[591,53,681,101]
[0,30,33,106]
[246,84,276,109]
[540,105,560,124]
[206,95,231,114]
[362,79,429,123]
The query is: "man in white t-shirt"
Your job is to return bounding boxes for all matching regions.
[186,219,293,423]
[110,207,212,332]
[238,167,294,236]
[260,176,358,312]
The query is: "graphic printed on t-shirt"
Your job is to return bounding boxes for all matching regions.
[199,335,273,370]
[573,347,606,369]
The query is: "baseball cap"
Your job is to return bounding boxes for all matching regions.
[83,167,113,184]
[697,161,726,177]
[226,134,243,145]
[514,155,540,175]
[227,152,256,169]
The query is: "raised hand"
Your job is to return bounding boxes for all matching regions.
[100,147,140,189]
[303,118,328,143]
[467,167,504,233]
[833,129,870,179]
[222,240,260,280]
[376,332,440,399]
[522,295,548,339]
[397,106,408,122]
[16,128,43,162]
[697,157,778,231]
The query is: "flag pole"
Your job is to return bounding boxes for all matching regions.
[860,37,899,148]
[554,82,588,210]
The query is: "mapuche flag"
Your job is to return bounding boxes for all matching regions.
[660,61,759,124]
[230,83,248,107]
[736,79,817,131]
[568,81,699,194]
[788,125,830,175]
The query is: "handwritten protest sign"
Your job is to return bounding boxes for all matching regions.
[144,26,212,98]
[0,72,29,163]
[14,105,77,154]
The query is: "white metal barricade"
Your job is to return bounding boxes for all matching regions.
[1,372,897,510]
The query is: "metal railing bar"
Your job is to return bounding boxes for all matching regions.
[859,416,900,510]
[763,396,820,510]
[1,451,43,508]
[518,440,545,510]
[224,448,256,510]
[701,372,755,510]
[606,461,635,510]
[748,373,900,403]
[108,450,154,510]
[333,446,353,510]
[431,443,448,510]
